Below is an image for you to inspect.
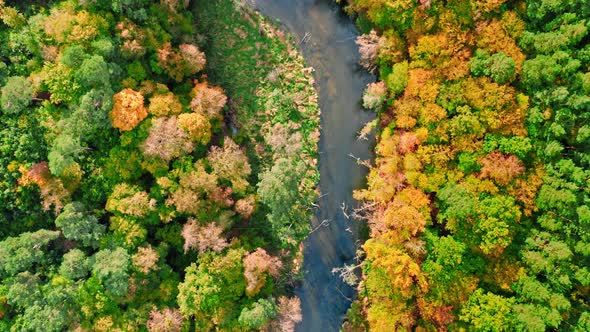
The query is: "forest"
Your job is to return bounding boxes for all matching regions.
[0,0,321,330]
[345,0,590,331]
[1,0,589,331]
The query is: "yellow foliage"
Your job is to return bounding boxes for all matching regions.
[476,19,526,71]
[43,7,107,44]
[178,112,212,145]
[420,103,447,125]
[148,92,183,116]
[364,237,426,298]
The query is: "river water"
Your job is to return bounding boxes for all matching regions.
[250,1,375,330]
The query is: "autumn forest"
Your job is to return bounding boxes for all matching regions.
[0,0,589,331]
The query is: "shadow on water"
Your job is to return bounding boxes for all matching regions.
[251,0,375,330]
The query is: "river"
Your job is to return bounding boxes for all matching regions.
[250,1,375,330]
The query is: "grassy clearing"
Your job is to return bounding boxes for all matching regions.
[194,0,321,250]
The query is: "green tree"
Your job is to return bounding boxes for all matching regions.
[55,202,105,248]
[48,133,82,176]
[258,158,311,243]
[92,247,130,297]
[470,50,516,84]
[386,61,409,96]
[75,55,111,89]
[238,298,278,329]
[178,249,246,327]
[0,76,33,114]
[0,230,60,277]
[59,249,90,280]
[460,289,515,331]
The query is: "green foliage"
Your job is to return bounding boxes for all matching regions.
[55,202,105,248]
[470,50,516,84]
[76,55,111,89]
[0,0,320,330]
[0,76,33,114]
[238,298,278,329]
[59,249,90,280]
[178,249,246,324]
[48,133,81,176]
[460,289,515,331]
[0,230,60,277]
[258,158,311,244]
[92,247,130,297]
[386,61,409,96]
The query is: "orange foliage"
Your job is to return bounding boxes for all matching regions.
[111,88,148,131]
[417,297,455,328]
[132,246,160,274]
[243,248,282,296]
[181,219,227,254]
[479,152,524,185]
[508,167,545,216]
[364,237,427,297]
[158,43,206,82]
[235,195,257,219]
[189,82,227,118]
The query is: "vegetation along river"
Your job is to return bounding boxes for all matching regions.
[251,1,375,330]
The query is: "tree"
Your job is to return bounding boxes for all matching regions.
[459,289,515,331]
[132,245,160,274]
[479,152,524,186]
[363,81,387,110]
[8,276,80,332]
[110,88,148,131]
[55,202,105,248]
[258,158,309,242]
[75,55,111,89]
[270,296,302,332]
[476,195,521,255]
[148,92,183,117]
[1,76,33,114]
[0,229,60,277]
[207,138,251,193]
[146,307,184,332]
[177,112,211,145]
[59,249,90,280]
[48,134,82,176]
[386,61,409,96]
[142,116,194,162]
[181,219,227,254]
[157,43,206,82]
[179,44,206,76]
[106,183,154,217]
[356,30,382,73]
[189,82,227,119]
[92,247,130,297]
[243,248,282,296]
[238,298,278,329]
[177,249,246,326]
[470,50,516,84]
[63,88,114,144]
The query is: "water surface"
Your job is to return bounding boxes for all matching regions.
[251,1,375,330]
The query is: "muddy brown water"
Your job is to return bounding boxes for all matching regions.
[251,0,375,330]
